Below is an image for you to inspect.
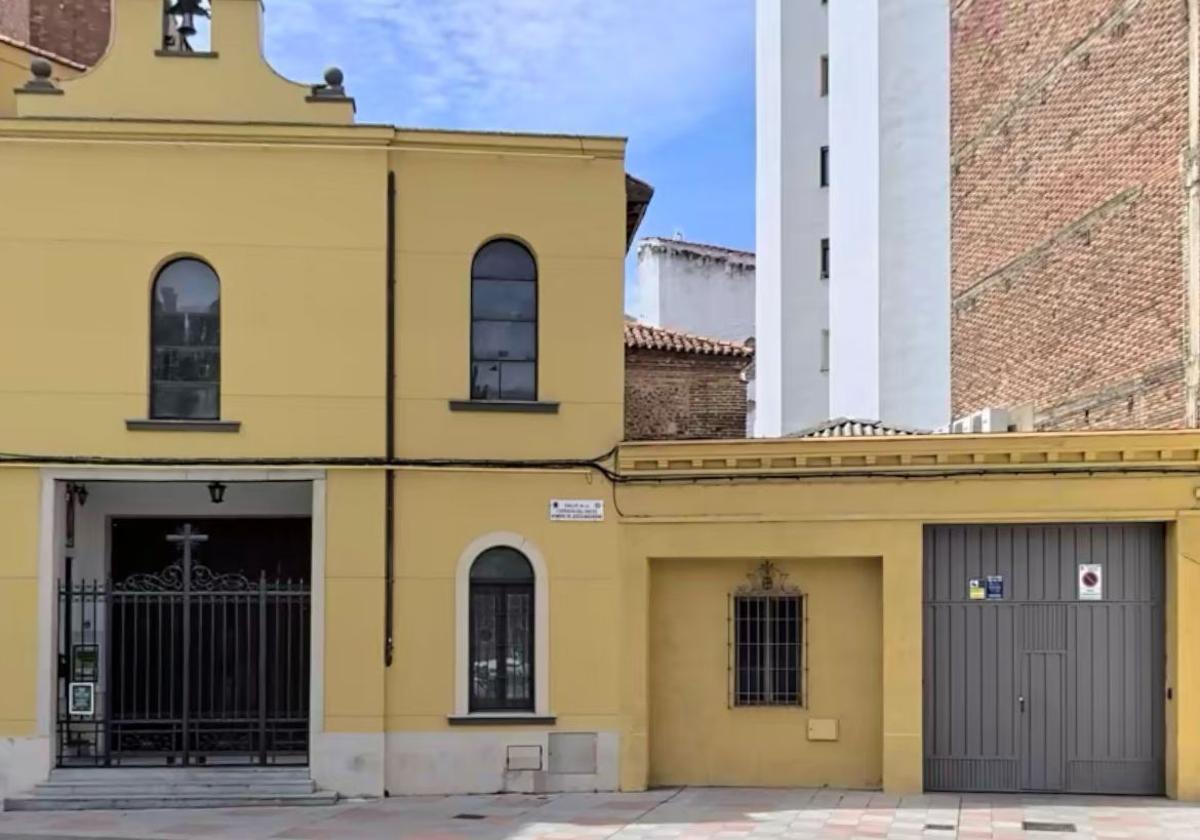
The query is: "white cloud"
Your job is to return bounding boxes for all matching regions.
[261,0,752,149]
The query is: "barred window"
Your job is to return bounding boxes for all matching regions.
[469,547,534,712]
[730,562,805,706]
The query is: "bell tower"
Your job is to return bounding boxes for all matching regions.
[161,0,209,54]
[13,0,355,125]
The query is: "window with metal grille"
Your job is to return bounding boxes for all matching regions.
[468,547,535,712]
[150,258,220,420]
[470,239,537,401]
[730,562,805,707]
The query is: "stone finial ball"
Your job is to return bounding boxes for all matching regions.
[324,66,344,88]
[31,58,52,80]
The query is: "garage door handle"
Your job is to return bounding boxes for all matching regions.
[1019,695,1025,713]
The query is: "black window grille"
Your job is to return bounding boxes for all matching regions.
[470,239,537,402]
[150,258,220,420]
[469,547,535,712]
[730,562,805,707]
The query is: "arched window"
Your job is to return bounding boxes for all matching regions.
[469,546,534,711]
[150,258,221,420]
[470,239,537,401]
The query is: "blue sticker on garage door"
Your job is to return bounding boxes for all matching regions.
[986,575,1004,600]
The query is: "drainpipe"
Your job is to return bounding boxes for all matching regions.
[1186,0,1200,427]
[385,171,396,666]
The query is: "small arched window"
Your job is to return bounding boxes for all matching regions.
[470,239,537,401]
[150,258,221,420]
[469,546,535,711]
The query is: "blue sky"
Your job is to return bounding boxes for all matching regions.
[257,0,756,309]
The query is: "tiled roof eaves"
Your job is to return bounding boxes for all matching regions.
[0,32,88,71]
[790,417,930,438]
[624,320,754,358]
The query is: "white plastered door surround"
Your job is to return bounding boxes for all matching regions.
[31,468,326,787]
[454,531,550,716]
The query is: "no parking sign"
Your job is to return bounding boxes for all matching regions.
[1078,564,1103,601]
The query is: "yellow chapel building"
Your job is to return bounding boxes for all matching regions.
[5,0,1200,809]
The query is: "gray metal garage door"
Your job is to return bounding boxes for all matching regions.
[923,524,1164,794]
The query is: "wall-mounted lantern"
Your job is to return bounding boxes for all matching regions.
[66,482,89,508]
[207,481,227,505]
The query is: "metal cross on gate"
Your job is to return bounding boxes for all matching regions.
[165,523,206,765]
[166,523,209,569]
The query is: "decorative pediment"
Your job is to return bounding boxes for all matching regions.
[14,0,354,125]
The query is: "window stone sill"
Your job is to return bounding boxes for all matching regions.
[126,419,242,433]
[448,400,559,414]
[154,50,219,58]
[447,714,556,726]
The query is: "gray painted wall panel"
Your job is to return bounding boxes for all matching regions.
[923,524,1164,795]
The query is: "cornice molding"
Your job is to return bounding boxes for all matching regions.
[616,431,1200,479]
[0,119,626,158]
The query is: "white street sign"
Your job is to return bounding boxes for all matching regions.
[549,499,604,522]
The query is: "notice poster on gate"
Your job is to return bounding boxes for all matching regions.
[1078,563,1103,601]
[68,682,95,717]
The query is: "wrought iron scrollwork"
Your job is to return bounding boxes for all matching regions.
[116,562,253,592]
[735,560,801,595]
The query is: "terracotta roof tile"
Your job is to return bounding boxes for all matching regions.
[789,417,930,438]
[624,319,754,358]
[0,32,88,72]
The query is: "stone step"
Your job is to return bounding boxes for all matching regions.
[34,781,317,796]
[4,768,336,811]
[4,791,338,811]
[50,766,309,776]
[47,768,311,784]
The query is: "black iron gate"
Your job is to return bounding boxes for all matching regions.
[57,525,311,767]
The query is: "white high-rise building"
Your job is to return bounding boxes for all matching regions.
[754,0,950,437]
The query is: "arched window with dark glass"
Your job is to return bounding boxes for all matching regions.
[470,239,537,401]
[469,547,534,711]
[150,258,220,420]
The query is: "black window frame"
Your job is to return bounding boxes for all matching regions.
[469,238,538,402]
[820,146,830,188]
[149,257,221,421]
[468,548,536,713]
[821,237,830,279]
[729,565,805,708]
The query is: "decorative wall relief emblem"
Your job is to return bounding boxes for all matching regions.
[735,560,800,596]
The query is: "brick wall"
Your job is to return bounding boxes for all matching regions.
[624,349,748,440]
[28,0,110,65]
[951,0,1190,430]
[0,0,32,43]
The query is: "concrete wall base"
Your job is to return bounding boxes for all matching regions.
[311,732,385,798]
[0,735,50,803]
[385,730,619,795]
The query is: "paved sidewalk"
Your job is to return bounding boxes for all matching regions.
[2,787,1200,839]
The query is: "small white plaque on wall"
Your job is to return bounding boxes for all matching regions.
[506,745,543,771]
[549,500,604,521]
